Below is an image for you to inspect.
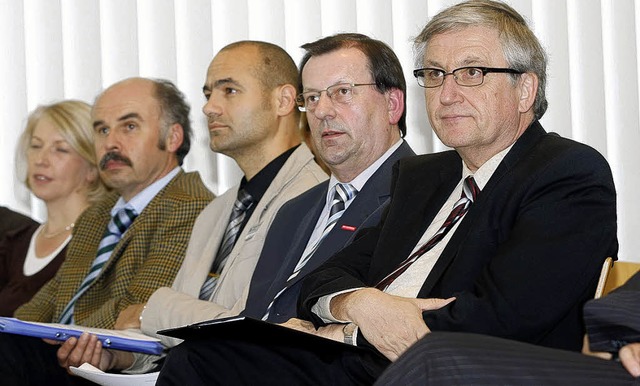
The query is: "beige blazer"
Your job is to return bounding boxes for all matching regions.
[141,144,327,347]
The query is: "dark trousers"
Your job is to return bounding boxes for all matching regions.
[375,332,639,386]
[156,335,390,386]
[0,333,95,386]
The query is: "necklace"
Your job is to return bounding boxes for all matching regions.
[41,223,75,239]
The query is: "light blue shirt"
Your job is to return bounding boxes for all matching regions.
[300,139,404,259]
[110,167,181,217]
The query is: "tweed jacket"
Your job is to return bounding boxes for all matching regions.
[142,144,327,347]
[15,171,214,329]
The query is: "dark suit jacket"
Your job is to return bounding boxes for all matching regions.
[0,213,50,316]
[15,171,214,329]
[243,142,415,323]
[0,207,37,238]
[300,121,618,354]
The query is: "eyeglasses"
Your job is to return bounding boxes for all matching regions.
[413,66,523,88]
[296,82,377,112]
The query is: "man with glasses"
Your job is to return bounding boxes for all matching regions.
[157,1,617,384]
[240,33,414,325]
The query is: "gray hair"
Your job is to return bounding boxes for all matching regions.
[414,0,548,119]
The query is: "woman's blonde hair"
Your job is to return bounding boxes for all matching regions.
[17,100,108,204]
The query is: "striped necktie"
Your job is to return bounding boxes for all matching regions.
[262,182,357,320]
[59,206,138,324]
[199,189,254,300]
[375,176,480,291]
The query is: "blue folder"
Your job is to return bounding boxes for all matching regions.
[0,317,163,355]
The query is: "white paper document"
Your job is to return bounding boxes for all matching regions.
[70,363,159,386]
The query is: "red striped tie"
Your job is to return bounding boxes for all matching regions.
[375,176,480,291]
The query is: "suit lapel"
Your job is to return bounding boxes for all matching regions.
[417,122,547,296]
[288,142,416,288]
[262,186,327,301]
[371,158,461,283]
[91,172,184,287]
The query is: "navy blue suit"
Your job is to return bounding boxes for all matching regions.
[243,141,415,323]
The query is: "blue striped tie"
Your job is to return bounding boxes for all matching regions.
[199,189,254,300]
[262,183,357,320]
[58,206,138,324]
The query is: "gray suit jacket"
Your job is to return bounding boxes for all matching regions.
[141,144,327,347]
[243,141,414,323]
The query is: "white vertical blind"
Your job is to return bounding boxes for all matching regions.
[0,0,28,216]
[0,0,637,262]
[532,0,573,139]
[175,0,219,191]
[602,0,640,263]
[99,0,139,86]
[61,0,102,101]
[566,0,607,152]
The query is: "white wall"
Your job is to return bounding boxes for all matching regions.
[0,0,637,261]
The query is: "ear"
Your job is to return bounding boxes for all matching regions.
[517,72,537,114]
[86,166,99,184]
[386,88,405,126]
[274,84,298,116]
[165,123,184,153]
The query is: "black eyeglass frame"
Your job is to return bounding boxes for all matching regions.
[413,66,523,88]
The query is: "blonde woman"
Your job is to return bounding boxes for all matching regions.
[0,100,108,316]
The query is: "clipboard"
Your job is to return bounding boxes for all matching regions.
[0,317,163,355]
[158,316,362,352]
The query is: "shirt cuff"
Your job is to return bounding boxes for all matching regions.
[351,325,359,346]
[310,288,363,323]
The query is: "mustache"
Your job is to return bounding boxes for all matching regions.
[99,152,132,170]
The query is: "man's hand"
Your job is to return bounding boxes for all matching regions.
[330,288,455,361]
[49,333,113,372]
[280,318,343,342]
[115,303,146,330]
[619,342,640,377]
[581,335,612,360]
[44,333,134,373]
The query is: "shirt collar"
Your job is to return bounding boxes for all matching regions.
[327,139,404,197]
[240,145,298,203]
[111,167,181,216]
[462,144,513,189]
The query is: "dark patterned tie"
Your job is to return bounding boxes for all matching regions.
[375,176,480,291]
[199,189,254,300]
[262,183,357,320]
[59,206,138,324]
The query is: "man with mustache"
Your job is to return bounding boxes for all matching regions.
[55,40,329,375]
[0,77,214,385]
